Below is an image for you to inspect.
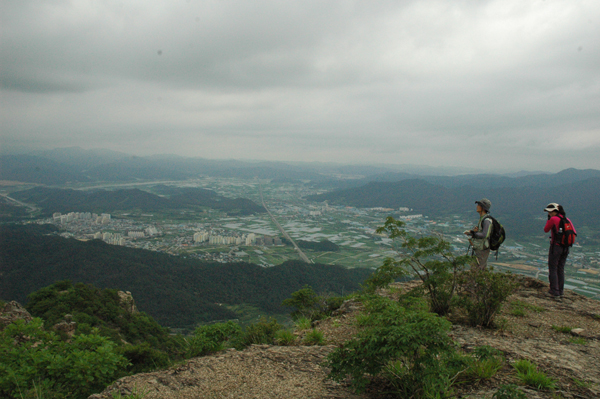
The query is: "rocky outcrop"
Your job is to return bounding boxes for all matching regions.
[331,298,362,316]
[53,314,77,337]
[0,301,33,330]
[91,277,600,399]
[90,345,364,399]
[117,291,138,314]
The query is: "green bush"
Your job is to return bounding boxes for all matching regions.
[26,280,179,359]
[187,321,242,357]
[326,296,458,397]
[282,285,345,321]
[513,359,556,390]
[456,269,517,327]
[295,316,312,330]
[361,257,407,293]
[374,217,472,315]
[232,317,282,349]
[119,343,171,373]
[303,329,325,345]
[274,329,296,346]
[0,318,129,399]
[450,346,504,384]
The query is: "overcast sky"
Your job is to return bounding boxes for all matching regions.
[1,0,599,172]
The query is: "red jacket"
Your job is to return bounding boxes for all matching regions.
[544,215,577,245]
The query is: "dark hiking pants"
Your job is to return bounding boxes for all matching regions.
[548,245,569,296]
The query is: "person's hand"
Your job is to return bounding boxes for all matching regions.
[473,227,479,232]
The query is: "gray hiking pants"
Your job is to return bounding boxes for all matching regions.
[473,248,490,269]
[548,245,569,296]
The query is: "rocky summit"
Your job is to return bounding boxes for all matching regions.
[91,275,600,399]
[0,301,33,330]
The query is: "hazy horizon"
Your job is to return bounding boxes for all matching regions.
[5,145,595,176]
[2,1,599,172]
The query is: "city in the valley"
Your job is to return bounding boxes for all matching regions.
[10,177,599,301]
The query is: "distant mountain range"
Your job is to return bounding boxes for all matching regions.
[0,225,371,328]
[306,173,600,242]
[10,186,265,216]
[0,148,333,184]
[1,146,550,185]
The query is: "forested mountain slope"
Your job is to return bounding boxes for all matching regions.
[0,225,370,328]
[10,186,265,216]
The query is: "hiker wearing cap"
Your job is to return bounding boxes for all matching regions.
[543,203,577,299]
[464,198,493,269]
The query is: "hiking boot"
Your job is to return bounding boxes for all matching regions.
[544,291,560,299]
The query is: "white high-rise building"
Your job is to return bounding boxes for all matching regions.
[245,233,256,245]
[193,231,209,242]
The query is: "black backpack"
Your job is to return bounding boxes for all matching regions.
[484,215,506,251]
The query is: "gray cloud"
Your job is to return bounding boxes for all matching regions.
[1,0,599,171]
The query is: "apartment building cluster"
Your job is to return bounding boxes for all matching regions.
[193,231,282,247]
[399,214,423,220]
[53,212,112,225]
[94,231,125,245]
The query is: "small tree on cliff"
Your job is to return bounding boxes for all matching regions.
[365,216,472,315]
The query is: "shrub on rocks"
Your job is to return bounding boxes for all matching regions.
[326,296,458,397]
[455,268,518,328]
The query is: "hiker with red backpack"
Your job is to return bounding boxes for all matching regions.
[543,203,577,299]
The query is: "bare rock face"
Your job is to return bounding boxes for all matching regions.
[53,314,77,337]
[332,299,362,316]
[117,291,138,314]
[0,301,33,330]
[89,345,364,399]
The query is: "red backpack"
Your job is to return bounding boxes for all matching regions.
[555,216,576,247]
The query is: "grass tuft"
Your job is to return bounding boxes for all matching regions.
[551,325,573,334]
[295,317,312,330]
[274,329,296,346]
[303,328,325,345]
[513,359,556,391]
